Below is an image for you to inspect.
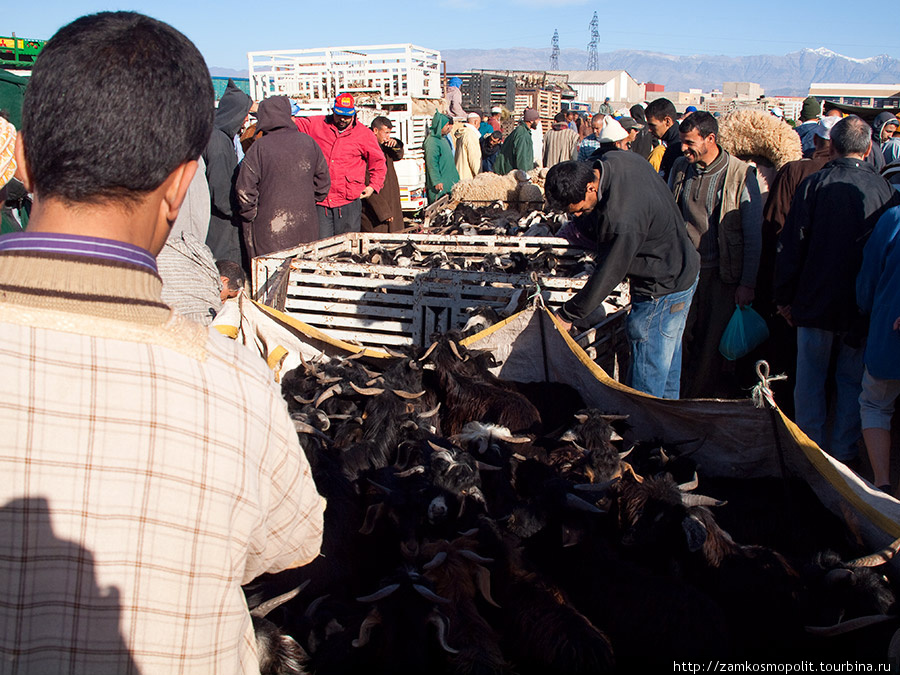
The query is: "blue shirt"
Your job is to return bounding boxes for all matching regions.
[857,205,900,379]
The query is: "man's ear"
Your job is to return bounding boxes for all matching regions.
[13,132,32,192]
[162,160,199,222]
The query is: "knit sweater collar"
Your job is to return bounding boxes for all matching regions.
[0,250,172,325]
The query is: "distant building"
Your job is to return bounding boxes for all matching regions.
[645,82,665,94]
[646,90,702,110]
[808,83,900,108]
[723,82,764,100]
[767,97,804,121]
[549,70,645,109]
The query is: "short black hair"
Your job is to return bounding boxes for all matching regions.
[22,11,214,204]
[645,98,676,123]
[831,115,872,156]
[216,259,245,291]
[554,111,567,123]
[371,116,393,130]
[679,111,718,139]
[544,160,598,208]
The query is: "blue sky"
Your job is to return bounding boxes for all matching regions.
[15,1,900,71]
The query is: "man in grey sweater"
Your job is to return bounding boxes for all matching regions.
[668,111,762,398]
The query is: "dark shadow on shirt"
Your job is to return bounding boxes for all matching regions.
[0,497,140,674]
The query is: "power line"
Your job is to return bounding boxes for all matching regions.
[550,29,559,70]
[587,11,599,70]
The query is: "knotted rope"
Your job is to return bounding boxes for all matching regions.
[751,360,788,409]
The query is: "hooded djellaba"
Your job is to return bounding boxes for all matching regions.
[235,96,330,259]
[203,79,252,264]
[423,111,459,203]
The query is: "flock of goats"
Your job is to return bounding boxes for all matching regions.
[243,333,900,674]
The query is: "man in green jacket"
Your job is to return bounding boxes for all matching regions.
[493,108,540,174]
[423,111,459,203]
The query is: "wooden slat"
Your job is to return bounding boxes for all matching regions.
[285,297,417,320]
[287,311,410,334]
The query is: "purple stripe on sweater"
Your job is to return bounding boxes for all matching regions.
[0,232,158,272]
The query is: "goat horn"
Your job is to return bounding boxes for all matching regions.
[505,435,533,444]
[314,410,331,431]
[619,444,635,460]
[847,537,900,568]
[383,347,406,358]
[365,377,383,387]
[658,447,670,464]
[349,382,385,396]
[427,440,450,454]
[804,614,897,636]
[418,403,441,419]
[315,384,342,407]
[393,389,426,400]
[423,551,448,570]
[458,527,480,536]
[600,414,630,421]
[394,465,426,478]
[681,494,726,508]
[361,367,381,379]
[359,503,385,535]
[427,612,459,654]
[304,594,330,619]
[565,493,605,514]
[413,584,450,604]
[357,583,401,604]
[318,376,342,384]
[418,342,438,362]
[458,549,494,565]
[352,609,382,648]
[448,341,464,360]
[293,394,316,405]
[678,472,700,492]
[474,564,501,608]
[475,460,502,472]
[609,430,624,442]
[250,580,310,618]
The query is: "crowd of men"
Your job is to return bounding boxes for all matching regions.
[0,11,898,671]
[543,95,900,498]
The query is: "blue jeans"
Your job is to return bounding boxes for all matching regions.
[625,276,698,399]
[794,327,865,461]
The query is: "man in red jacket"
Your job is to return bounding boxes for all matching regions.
[294,93,387,238]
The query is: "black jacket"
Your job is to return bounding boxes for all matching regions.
[658,121,682,183]
[560,150,700,322]
[202,79,252,263]
[775,157,900,333]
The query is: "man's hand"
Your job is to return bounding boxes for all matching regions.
[360,186,375,200]
[383,138,397,148]
[555,311,573,332]
[777,305,794,327]
[735,285,755,307]
[434,183,444,193]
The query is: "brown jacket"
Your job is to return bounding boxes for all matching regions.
[361,139,405,233]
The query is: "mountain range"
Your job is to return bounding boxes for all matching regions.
[211,47,900,97]
[440,47,900,97]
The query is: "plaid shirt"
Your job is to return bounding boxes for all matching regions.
[0,249,325,674]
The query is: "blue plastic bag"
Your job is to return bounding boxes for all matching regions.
[718,305,769,361]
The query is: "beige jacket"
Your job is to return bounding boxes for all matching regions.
[455,123,483,180]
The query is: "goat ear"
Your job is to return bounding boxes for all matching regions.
[682,515,708,553]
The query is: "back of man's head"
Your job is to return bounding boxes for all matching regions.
[216,259,245,294]
[544,160,598,209]
[645,98,676,123]
[22,12,214,204]
[831,115,872,157]
[554,111,567,124]
[679,111,718,139]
